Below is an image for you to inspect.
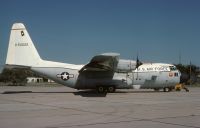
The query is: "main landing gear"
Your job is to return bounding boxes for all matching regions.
[97,86,116,93]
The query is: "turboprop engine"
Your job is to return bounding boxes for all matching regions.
[116,59,137,73]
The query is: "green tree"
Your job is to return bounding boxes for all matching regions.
[0,68,38,85]
[175,64,199,84]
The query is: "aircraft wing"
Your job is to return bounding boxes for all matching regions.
[79,53,120,72]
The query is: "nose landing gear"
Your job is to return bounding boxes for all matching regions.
[163,87,172,92]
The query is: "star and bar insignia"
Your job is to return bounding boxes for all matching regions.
[56,72,74,81]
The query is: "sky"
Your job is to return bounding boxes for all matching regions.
[1,0,200,72]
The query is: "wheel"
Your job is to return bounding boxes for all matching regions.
[108,86,116,93]
[163,87,170,92]
[97,86,104,93]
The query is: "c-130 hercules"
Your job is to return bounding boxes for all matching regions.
[5,23,181,93]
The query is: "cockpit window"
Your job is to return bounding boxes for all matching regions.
[169,66,177,71]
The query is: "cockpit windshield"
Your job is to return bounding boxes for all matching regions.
[169,66,177,71]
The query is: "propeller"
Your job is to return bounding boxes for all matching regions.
[136,53,142,69]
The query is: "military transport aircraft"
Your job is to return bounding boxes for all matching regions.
[5,23,181,93]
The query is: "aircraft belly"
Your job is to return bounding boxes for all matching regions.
[76,78,117,89]
[134,72,165,89]
[138,71,179,89]
[75,72,131,89]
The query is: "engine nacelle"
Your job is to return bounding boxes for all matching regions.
[116,59,136,73]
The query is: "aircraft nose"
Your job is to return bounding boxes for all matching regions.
[180,72,189,84]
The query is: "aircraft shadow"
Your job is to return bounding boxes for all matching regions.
[1,90,108,97]
[72,90,162,97]
[1,90,163,97]
[73,90,107,97]
[1,91,74,94]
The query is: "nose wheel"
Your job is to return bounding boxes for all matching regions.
[163,87,172,92]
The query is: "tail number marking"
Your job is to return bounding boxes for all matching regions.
[15,43,28,46]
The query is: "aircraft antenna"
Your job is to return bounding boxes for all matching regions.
[189,60,192,85]
[179,50,182,64]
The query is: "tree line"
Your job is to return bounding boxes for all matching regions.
[175,64,199,84]
[0,68,40,85]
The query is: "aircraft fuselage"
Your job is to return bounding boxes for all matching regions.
[31,62,180,91]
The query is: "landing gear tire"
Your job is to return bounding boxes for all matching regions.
[108,86,116,93]
[163,87,171,92]
[97,86,105,93]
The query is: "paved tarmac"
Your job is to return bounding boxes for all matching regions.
[0,86,200,128]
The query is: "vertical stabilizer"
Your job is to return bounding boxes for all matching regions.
[6,23,42,67]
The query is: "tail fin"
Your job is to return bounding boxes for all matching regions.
[6,23,42,67]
